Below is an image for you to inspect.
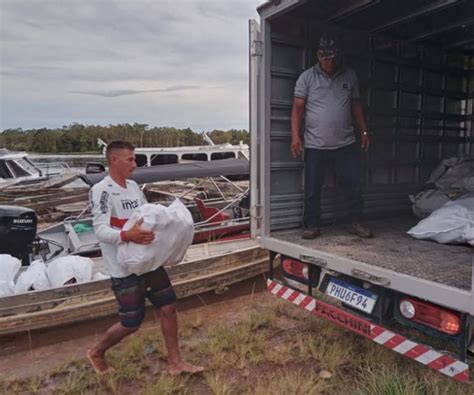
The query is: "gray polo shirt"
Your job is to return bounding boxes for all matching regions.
[294,64,360,150]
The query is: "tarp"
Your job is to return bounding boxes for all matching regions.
[79,158,249,187]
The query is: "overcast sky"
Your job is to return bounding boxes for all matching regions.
[0,0,262,132]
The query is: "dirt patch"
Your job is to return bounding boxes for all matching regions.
[1,275,473,394]
[0,275,268,380]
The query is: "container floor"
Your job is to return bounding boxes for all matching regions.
[271,215,472,291]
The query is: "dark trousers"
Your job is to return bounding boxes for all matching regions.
[304,143,363,228]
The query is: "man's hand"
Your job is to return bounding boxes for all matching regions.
[122,218,154,245]
[361,133,370,151]
[291,135,303,157]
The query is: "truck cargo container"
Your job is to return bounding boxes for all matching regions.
[249,0,473,382]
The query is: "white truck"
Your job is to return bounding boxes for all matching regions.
[249,0,473,383]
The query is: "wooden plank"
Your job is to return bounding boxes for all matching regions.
[0,247,266,315]
[0,255,273,335]
[29,193,89,211]
[0,243,261,310]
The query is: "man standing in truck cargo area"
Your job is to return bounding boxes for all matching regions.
[291,34,373,240]
[87,140,203,376]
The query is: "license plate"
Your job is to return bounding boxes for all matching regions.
[325,277,378,314]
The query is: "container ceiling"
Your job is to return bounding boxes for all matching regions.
[283,0,474,53]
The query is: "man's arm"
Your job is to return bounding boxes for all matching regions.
[90,187,123,245]
[351,99,370,151]
[291,97,306,157]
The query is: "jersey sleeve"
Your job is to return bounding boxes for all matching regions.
[89,185,122,245]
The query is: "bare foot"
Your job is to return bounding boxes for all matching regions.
[167,360,204,376]
[86,349,115,375]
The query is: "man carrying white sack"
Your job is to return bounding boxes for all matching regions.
[87,140,203,376]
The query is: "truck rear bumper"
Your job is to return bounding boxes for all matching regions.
[267,278,469,383]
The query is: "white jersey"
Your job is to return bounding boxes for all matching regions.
[89,175,147,278]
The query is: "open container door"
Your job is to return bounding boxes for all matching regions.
[249,19,262,238]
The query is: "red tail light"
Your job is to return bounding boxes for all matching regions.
[399,298,461,336]
[282,258,308,281]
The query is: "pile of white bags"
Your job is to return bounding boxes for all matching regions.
[117,199,194,276]
[0,254,21,296]
[14,259,51,293]
[411,156,474,218]
[408,192,474,245]
[0,254,106,297]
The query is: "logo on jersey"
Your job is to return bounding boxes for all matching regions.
[121,199,140,210]
[100,191,109,213]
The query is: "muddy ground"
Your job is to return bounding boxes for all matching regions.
[1,275,473,394]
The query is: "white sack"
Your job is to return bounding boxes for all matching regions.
[452,175,474,192]
[0,254,21,282]
[92,272,110,281]
[408,192,474,245]
[0,254,22,297]
[410,189,451,219]
[0,281,15,297]
[117,199,194,276]
[14,259,51,293]
[47,256,93,288]
[428,157,474,191]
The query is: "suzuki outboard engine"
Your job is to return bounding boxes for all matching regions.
[0,205,37,265]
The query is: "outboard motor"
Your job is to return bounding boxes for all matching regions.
[0,205,37,265]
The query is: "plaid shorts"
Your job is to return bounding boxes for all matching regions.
[111,266,177,328]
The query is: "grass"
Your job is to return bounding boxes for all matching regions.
[354,366,424,395]
[250,368,329,395]
[204,373,234,395]
[1,294,473,395]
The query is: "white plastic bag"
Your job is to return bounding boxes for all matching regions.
[92,272,110,281]
[117,199,194,276]
[428,157,474,191]
[47,256,94,288]
[0,254,21,297]
[408,192,474,245]
[410,189,451,219]
[14,259,51,293]
[0,281,14,297]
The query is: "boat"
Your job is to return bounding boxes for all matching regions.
[0,159,249,227]
[37,195,250,260]
[34,159,252,258]
[96,134,249,168]
[79,158,249,187]
[0,238,273,336]
[0,148,78,189]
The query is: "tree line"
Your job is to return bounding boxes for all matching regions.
[0,123,250,153]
